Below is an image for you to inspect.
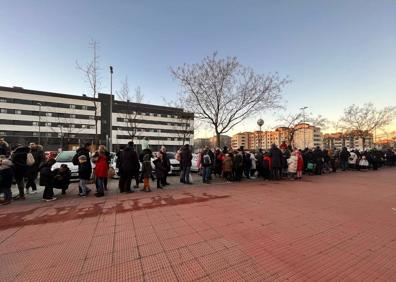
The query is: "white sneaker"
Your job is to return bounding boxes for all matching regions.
[30,190,38,194]
[45,197,57,202]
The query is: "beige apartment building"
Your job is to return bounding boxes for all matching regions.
[231,123,322,151]
[323,130,373,150]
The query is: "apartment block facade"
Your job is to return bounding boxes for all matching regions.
[0,86,194,152]
[323,131,373,150]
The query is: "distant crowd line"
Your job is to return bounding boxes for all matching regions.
[0,136,395,206]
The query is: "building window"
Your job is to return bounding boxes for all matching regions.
[0,98,6,103]
[45,122,51,127]
[89,116,95,120]
[70,114,76,119]
[0,109,7,114]
[90,126,95,129]
[124,118,128,122]
[70,134,76,138]
[70,124,75,128]
[70,105,76,109]
[81,124,87,128]
[46,133,52,137]
[46,112,52,117]
[15,110,22,115]
[82,105,87,110]
[32,132,38,136]
[32,122,38,126]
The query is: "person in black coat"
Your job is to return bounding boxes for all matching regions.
[153,153,167,189]
[179,144,193,184]
[40,158,57,201]
[25,143,45,194]
[0,157,14,205]
[118,141,140,193]
[159,146,170,186]
[339,147,350,171]
[269,144,282,180]
[313,146,324,175]
[11,145,30,200]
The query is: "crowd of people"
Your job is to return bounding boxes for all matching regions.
[0,136,395,205]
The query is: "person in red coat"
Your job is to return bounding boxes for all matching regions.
[263,152,272,180]
[92,145,109,197]
[296,150,304,180]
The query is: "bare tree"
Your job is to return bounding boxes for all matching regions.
[117,78,144,142]
[338,103,396,133]
[163,95,196,146]
[338,103,396,148]
[278,112,328,146]
[76,40,101,146]
[171,53,289,147]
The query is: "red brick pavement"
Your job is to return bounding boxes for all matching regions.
[1,168,396,281]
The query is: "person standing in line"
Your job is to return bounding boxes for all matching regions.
[118,141,140,193]
[142,153,153,192]
[201,147,212,184]
[222,154,233,182]
[39,158,57,201]
[250,151,257,178]
[0,156,14,205]
[78,155,91,197]
[11,145,30,200]
[153,152,167,189]
[25,143,44,194]
[73,142,92,192]
[160,146,171,186]
[269,144,282,180]
[0,138,10,158]
[263,152,272,180]
[233,148,244,181]
[256,149,264,178]
[339,147,350,171]
[296,150,304,180]
[287,151,298,180]
[313,146,324,175]
[92,145,109,197]
[180,144,193,184]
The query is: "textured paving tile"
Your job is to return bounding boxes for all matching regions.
[1,169,396,281]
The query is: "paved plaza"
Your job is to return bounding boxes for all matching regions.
[1,168,396,281]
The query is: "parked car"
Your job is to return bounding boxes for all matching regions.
[166,152,181,175]
[51,151,79,179]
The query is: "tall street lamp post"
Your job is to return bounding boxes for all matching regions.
[37,102,42,145]
[109,66,113,151]
[300,106,308,148]
[257,118,264,149]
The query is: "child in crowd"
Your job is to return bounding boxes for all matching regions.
[223,154,233,182]
[39,158,57,201]
[78,155,91,197]
[142,153,152,192]
[296,150,304,180]
[287,151,297,180]
[263,153,272,180]
[359,155,369,170]
[0,156,14,205]
[53,164,71,195]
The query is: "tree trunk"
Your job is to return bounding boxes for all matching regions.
[216,132,221,148]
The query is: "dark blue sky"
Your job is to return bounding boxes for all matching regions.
[1,0,395,135]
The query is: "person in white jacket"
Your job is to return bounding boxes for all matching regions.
[250,152,257,178]
[287,151,298,180]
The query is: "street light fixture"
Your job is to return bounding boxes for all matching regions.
[109,66,113,151]
[37,102,42,145]
[300,106,308,148]
[257,118,264,149]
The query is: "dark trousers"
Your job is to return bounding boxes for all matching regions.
[234,168,243,181]
[43,185,54,199]
[161,174,168,185]
[263,169,271,180]
[119,175,132,192]
[315,162,323,175]
[272,167,281,180]
[26,175,38,191]
[223,171,232,181]
[15,177,25,197]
